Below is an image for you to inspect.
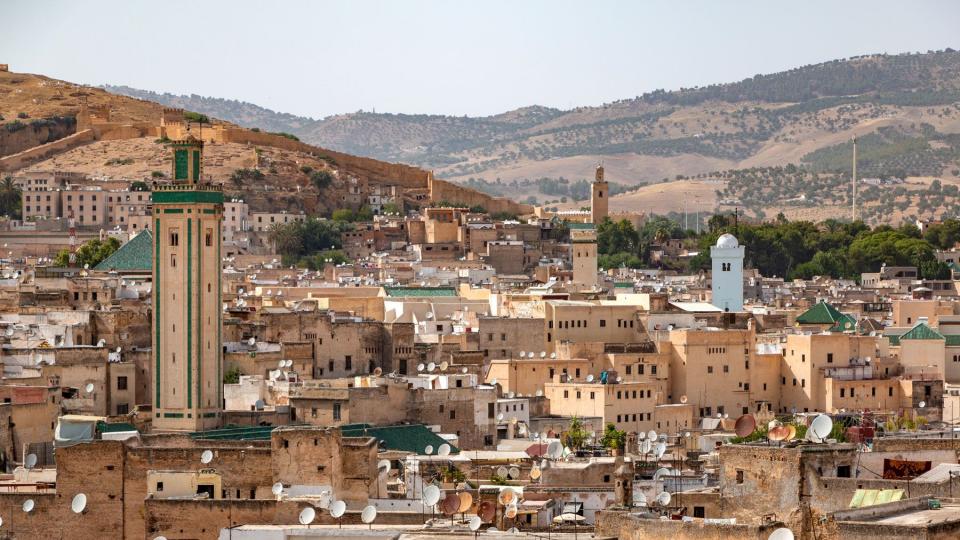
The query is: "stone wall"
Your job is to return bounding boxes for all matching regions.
[429,177,532,216]
[0,127,94,171]
[596,510,786,540]
[0,115,76,159]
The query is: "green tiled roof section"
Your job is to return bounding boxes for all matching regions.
[152,190,224,204]
[384,286,457,297]
[97,421,137,433]
[829,313,858,332]
[614,281,634,289]
[567,223,596,230]
[340,423,459,454]
[796,301,844,325]
[94,230,153,271]
[900,322,945,341]
[190,424,279,441]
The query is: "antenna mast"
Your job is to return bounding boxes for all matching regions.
[852,136,857,222]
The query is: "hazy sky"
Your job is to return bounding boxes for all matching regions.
[2,0,958,118]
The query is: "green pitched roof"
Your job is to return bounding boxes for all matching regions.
[567,223,596,230]
[341,423,459,454]
[384,286,457,298]
[94,230,153,272]
[900,322,944,341]
[796,301,844,325]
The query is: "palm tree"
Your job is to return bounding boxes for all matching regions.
[0,176,22,219]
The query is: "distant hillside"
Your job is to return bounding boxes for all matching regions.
[104,50,960,207]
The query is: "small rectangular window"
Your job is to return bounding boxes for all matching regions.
[169,228,180,246]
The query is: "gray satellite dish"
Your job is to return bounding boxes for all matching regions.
[427,362,436,372]
[508,466,520,479]
[22,499,34,513]
[546,441,563,459]
[71,493,87,513]
[417,363,425,372]
[84,383,95,394]
[497,466,509,478]
[25,453,37,469]
[200,450,214,464]
[299,507,316,525]
[810,414,833,440]
[361,505,377,524]
[271,482,283,496]
[656,491,671,506]
[424,445,434,455]
[330,500,347,518]
[469,516,483,531]
[769,528,795,540]
[423,485,441,506]
[438,444,451,457]
[586,374,595,383]
[254,399,265,411]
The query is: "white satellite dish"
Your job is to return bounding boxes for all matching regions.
[508,527,519,533]
[438,444,451,457]
[647,430,657,441]
[248,337,256,346]
[550,352,556,359]
[424,445,434,455]
[546,441,563,459]
[497,465,509,478]
[637,431,646,440]
[361,505,377,524]
[278,359,286,369]
[586,374,595,383]
[535,390,543,397]
[299,507,316,525]
[200,450,214,464]
[635,491,648,506]
[507,392,515,399]
[25,453,37,468]
[655,442,667,459]
[96,339,106,347]
[497,413,505,422]
[71,493,87,513]
[22,499,34,513]
[519,351,526,358]
[653,467,672,481]
[417,363,425,372]
[84,383,95,394]
[423,485,441,506]
[769,528,795,540]
[656,491,671,506]
[469,516,483,531]
[461,366,468,374]
[271,482,283,496]
[490,378,498,386]
[810,414,833,440]
[539,351,546,358]
[508,466,520,479]
[116,346,122,353]
[641,439,653,454]
[378,459,391,473]
[330,500,347,518]
[427,362,436,372]
[439,361,449,371]
[919,400,926,408]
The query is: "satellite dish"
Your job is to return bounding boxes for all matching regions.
[378,459,391,474]
[84,383,95,394]
[417,363,425,372]
[497,413,505,422]
[546,441,563,459]
[508,466,520,479]
[654,442,666,459]
[330,500,347,518]
[299,507,316,525]
[519,351,526,358]
[641,439,653,454]
[424,445,434,455]
[441,493,460,515]
[527,352,534,359]
[469,516,483,531]
[427,362,436,372]
[540,351,546,358]
[507,392,515,399]
[919,401,926,408]
[438,443,451,457]
[496,466,509,478]
[530,466,542,480]
[71,493,87,513]
[550,352,556,359]
[361,505,377,524]
[535,390,543,397]
[635,492,648,506]
[680,395,688,404]
[647,430,657,441]
[769,426,790,442]
[810,414,833,440]
[769,528,795,540]
[490,378,498,386]
[637,431,646,440]
[654,467,672,481]
[116,346,122,353]
[96,339,106,347]
[504,504,518,519]
[461,366,468,374]
[25,453,37,468]
[271,482,283,496]
[423,485,441,506]
[478,501,496,522]
[439,361,449,371]
[734,414,757,438]
[497,487,517,506]
[586,374,595,383]
[785,424,797,441]
[458,492,474,513]
[656,491,671,506]
[200,450,214,464]
[22,499,34,513]
[247,337,256,346]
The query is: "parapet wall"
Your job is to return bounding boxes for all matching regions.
[596,511,784,540]
[0,128,95,171]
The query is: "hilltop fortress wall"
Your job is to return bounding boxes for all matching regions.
[1,106,531,215]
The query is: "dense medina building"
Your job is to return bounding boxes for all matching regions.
[2,157,960,539]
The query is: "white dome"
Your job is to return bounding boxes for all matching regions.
[716,233,739,248]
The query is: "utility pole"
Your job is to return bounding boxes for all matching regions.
[852,136,858,222]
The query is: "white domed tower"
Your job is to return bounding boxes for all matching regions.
[710,233,744,312]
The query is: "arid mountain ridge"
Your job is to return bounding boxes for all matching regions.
[104,49,960,195]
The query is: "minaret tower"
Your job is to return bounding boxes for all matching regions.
[591,164,609,224]
[152,135,224,431]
